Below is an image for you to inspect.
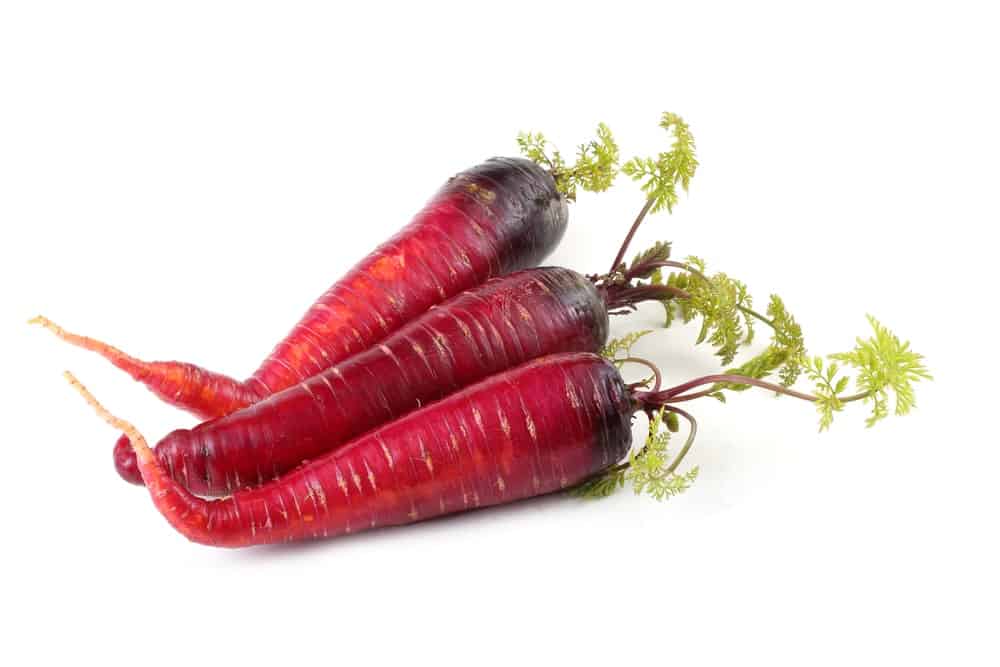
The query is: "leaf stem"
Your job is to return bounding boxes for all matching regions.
[738,305,778,330]
[618,356,662,393]
[634,260,778,330]
[639,373,870,405]
[633,259,708,282]
[662,405,698,474]
[602,284,691,311]
[608,197,655,275]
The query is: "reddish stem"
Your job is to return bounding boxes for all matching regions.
[608,197,655,275]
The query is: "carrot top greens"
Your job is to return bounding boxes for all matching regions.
[573,408,700,500]
[598,329,654,365]
[519,111,700,270]
[621,112,699,215]
[575,281,932,502]
[542,111,932,501]
[516,123,620,201]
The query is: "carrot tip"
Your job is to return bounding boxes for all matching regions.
[31,314,81,342]
[63,370,154,464]
[31,316,142,371]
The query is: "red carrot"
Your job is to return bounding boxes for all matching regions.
[65,354,635,547]
[33,114,632,422]
[35,158,570,421]
[112,268,610,493]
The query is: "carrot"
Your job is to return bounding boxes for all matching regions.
[31,112,631,423]
[33,123,627,481]
[57,264,680,495]
[72,205,702,495]
[34,157,570,421]
[67,308,928,547]
[103,266,639,495]
[65,353,635,547]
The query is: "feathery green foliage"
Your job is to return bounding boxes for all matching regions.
[516,122,620,201]
[722,315,930,431]
[610,239,930,431]
[657,256,755,365]
[705,311,929,430]
[768,295,807,386]
[712,295,806,392]
[628,241,672,279]
[571,467,627,499]
[600,330,654,367]
[803,356,846,431]
[572,409,698,500]
[828,315,932,428]
[622,112,699,214]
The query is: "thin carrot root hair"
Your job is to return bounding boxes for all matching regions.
[62,371,153,464]
[31,316,145,376]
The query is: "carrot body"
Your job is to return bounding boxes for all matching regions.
[96,353,633,547]
[250,158,566,394]
[116,267,610,495]
[45,157,566,421]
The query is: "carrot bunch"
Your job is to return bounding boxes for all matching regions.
[39,113,930,548]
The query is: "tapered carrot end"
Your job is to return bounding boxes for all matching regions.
[30,314,72,334]
[63,371,154,465]
[32,315,147,379]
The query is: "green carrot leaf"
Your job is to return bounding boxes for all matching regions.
[662,256,754,365]
[828,315,932,427]
[622,112,698,214]
[628,410,698,500]
[573,409,698,501]
[570,467,627,499]
[600,330,654,367]
[517,122,620,201]
[628,240,672,279]
[710,294,808,393]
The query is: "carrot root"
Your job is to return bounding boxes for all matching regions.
[32,316,147,378]
[32,315,259,420]
[62,371,152,465]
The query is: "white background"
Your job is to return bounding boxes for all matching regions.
[2,2,996,665]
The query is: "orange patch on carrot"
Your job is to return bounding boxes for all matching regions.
[368,253,406,282]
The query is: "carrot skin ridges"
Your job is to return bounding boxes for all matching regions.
[40,158,563,422]
[131,353,633,547]
[42,157,565,481]
[136,361,261,418]
[251,157,567,393]
[44,156,565,473]
[120,267,610,495]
